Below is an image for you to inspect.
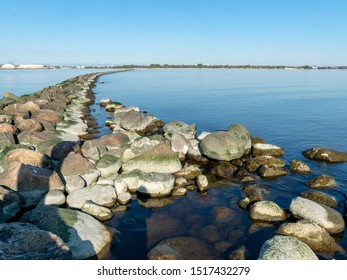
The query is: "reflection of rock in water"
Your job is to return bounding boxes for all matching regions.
[146,213,185,248]
[137,196,175,209]
[148,236,220,260]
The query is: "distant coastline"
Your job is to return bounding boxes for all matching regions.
[1,63,347,71]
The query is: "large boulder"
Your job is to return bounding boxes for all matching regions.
[81,133,130,161]
[303,147,347,163]
[163,121,196,140]
[16,119,44,132]
[118,110,164,135]
[66,184,117,209]
[258,235,318,260]
[2,148,48,169]
[289,197,345,234]
[0,185,20,220]
[120,170,174,197]
[200,131,246,161]
[277,220,342,252]
[0,223,72,260]
[20,206,112,259]
[122,143,182,173]
[42,141,81,160]
[0,162,64,207]
[59,152,100,186]
[228,124,252,152]
[148,236,219,260]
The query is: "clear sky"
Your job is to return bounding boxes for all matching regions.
[1,0,346,66]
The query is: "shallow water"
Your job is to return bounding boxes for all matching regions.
[1,68,347,259]
[92,69,347,259]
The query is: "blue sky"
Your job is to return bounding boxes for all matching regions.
[1,0,346,65]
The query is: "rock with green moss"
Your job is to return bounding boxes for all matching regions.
[305,174,337,189]
[245,155,285,173]
[96,155,122,177]
[20,206,112,259]
[299,190,338,208]
[200,131,246,161]
[122,143,182,173]
[258,235,318,260]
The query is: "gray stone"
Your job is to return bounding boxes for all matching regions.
[95,155,122,177]
[114,179,128,195]
[174,165,201,180]
[228,124,252,152]
[200,131,246,161]
[20,206,112,259]
[0,223,72,260]
[65,175,86,194]
[163,121,196,140]
[277,220,343,252]
[137,172,175,197]
[170,133,191,154]
[81,200,113,222]
[258,235,318,260]
[289,197,345,234]
[66,184,117,209]
[39,189,66,206]
[117,192,132,205]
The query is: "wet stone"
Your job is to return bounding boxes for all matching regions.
[305,174,337,189]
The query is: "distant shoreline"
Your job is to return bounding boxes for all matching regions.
[1,65,347,71]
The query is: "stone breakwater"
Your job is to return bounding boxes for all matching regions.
[0,71,346,260]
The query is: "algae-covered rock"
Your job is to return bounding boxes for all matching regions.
[96,155,122,177]
[122,143,182,173]
[303,147,347,163]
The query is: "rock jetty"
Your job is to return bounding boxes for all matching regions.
[0,70,345,260]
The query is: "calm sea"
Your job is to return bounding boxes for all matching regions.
[2,68,347,259]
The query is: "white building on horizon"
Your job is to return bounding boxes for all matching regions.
[17,64,44,69]
[1,63,16,69]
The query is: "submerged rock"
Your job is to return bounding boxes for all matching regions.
[245,156,285,173]
[305,174,337,189]
[289,197,344,234]
[258,165,288,179]
[210,161,238,179]
[148,236,219,260]
[290,159,311,174]
[303,147,347,163]
[258,235,318,260]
